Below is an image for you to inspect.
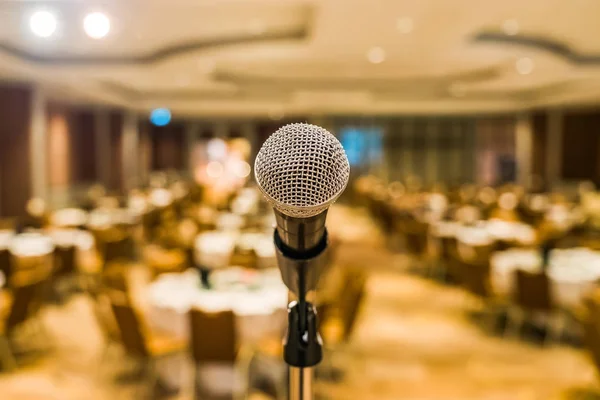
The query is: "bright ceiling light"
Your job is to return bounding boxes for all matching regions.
[396,17,413,34]
[367,47,386,64]
[30,10,57,38]
[83,12,110,39]
[515,57,534,75]
[502,19,519,36]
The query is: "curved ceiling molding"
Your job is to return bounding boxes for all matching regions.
[0,28,307,66]
[473,32,600,65]
[213,65,501,89]
[100,79,290,102]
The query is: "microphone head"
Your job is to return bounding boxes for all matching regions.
[255,123,350,218]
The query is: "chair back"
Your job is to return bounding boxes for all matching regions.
[188,308,236,364]
[513,269,553,311]
[6,282,40,332]
[339,272,367,341]
[461,261,492,298]
[0,249,12,284]
[110,300,149,358]
[91,293,121,343]
[583,301,600,376]
[53,245,76,277]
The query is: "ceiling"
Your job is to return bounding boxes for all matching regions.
[1,0,600,117]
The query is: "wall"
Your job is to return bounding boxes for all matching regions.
[150,122,185,171]
[0,84,32,217]
[561,109,600,183]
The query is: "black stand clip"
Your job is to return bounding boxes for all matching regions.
[283,301,322,368]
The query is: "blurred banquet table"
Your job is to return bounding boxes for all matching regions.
[431,219,536,246]
[0,230,15,250]
[490,247,600,308]
[8,232,54,285]
[50,208,88,228]
[146,268,287,341]
[87,207,139,229]
[47,228,96,271]
[145,267,288,389]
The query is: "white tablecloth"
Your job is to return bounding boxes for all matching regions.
[194,231,276,269]
[50,208,88,227]
[490,248,600,307]
[87,208,138,229]
[146,268,287,342]
[431,219,536,246]
[0,230,15,251]
[8,233,55,257]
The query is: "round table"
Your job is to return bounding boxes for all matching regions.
[146,267,288,390]
[431,219,536,246]
[50,208,88,228]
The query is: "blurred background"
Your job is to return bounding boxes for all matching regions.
[0,0,600,399]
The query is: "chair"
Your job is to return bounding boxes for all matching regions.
[110,299,186,397]
[188,308,251,399]
[53,246,76,277]
[339,273,367,342]
[507,269,565,345]
[582,300,600,378]
[0,250,13,286]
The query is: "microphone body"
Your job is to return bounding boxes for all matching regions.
[254,123,350,396]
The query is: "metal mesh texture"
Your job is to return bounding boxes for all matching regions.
[254,123,350,218]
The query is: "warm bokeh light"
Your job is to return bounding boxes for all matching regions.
[502,19,519,35]
[83,12,111,39]
[367,47,386,64]
[516,57,534,75]
[233,160,251,178]
[206,161,224,178]
[29,10,57,38]
[207,138,227,160]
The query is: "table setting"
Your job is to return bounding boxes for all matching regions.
[490,247,600,308]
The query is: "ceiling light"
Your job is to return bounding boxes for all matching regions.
[268,108,284,121]
[502,19,519,36]
[150,108,171,126]
[367,47,386,64]
[515,57,534,75]
[84,12,110,39]
[396,17,413,34]
[29,10,57,38]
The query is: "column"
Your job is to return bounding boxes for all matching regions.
[546,110,563,186]
[401,119,413,180]
[94,108,111,188]
[425,118,438,184]
[515,113,533,186]
[30,87,47,201]
[185,122,200,172]
[240,121,257,163]
[122,111,140,190]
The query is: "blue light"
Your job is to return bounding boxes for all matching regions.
[150,108,171,126]
[340,126,383,166]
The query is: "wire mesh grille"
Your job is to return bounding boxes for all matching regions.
[254,123,350,218]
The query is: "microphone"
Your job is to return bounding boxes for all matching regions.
[255,123,350,294]
[255,123,350,397]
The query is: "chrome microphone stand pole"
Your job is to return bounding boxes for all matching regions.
[272,212,330,400]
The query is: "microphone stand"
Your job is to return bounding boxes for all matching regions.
[273,223,329,400]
